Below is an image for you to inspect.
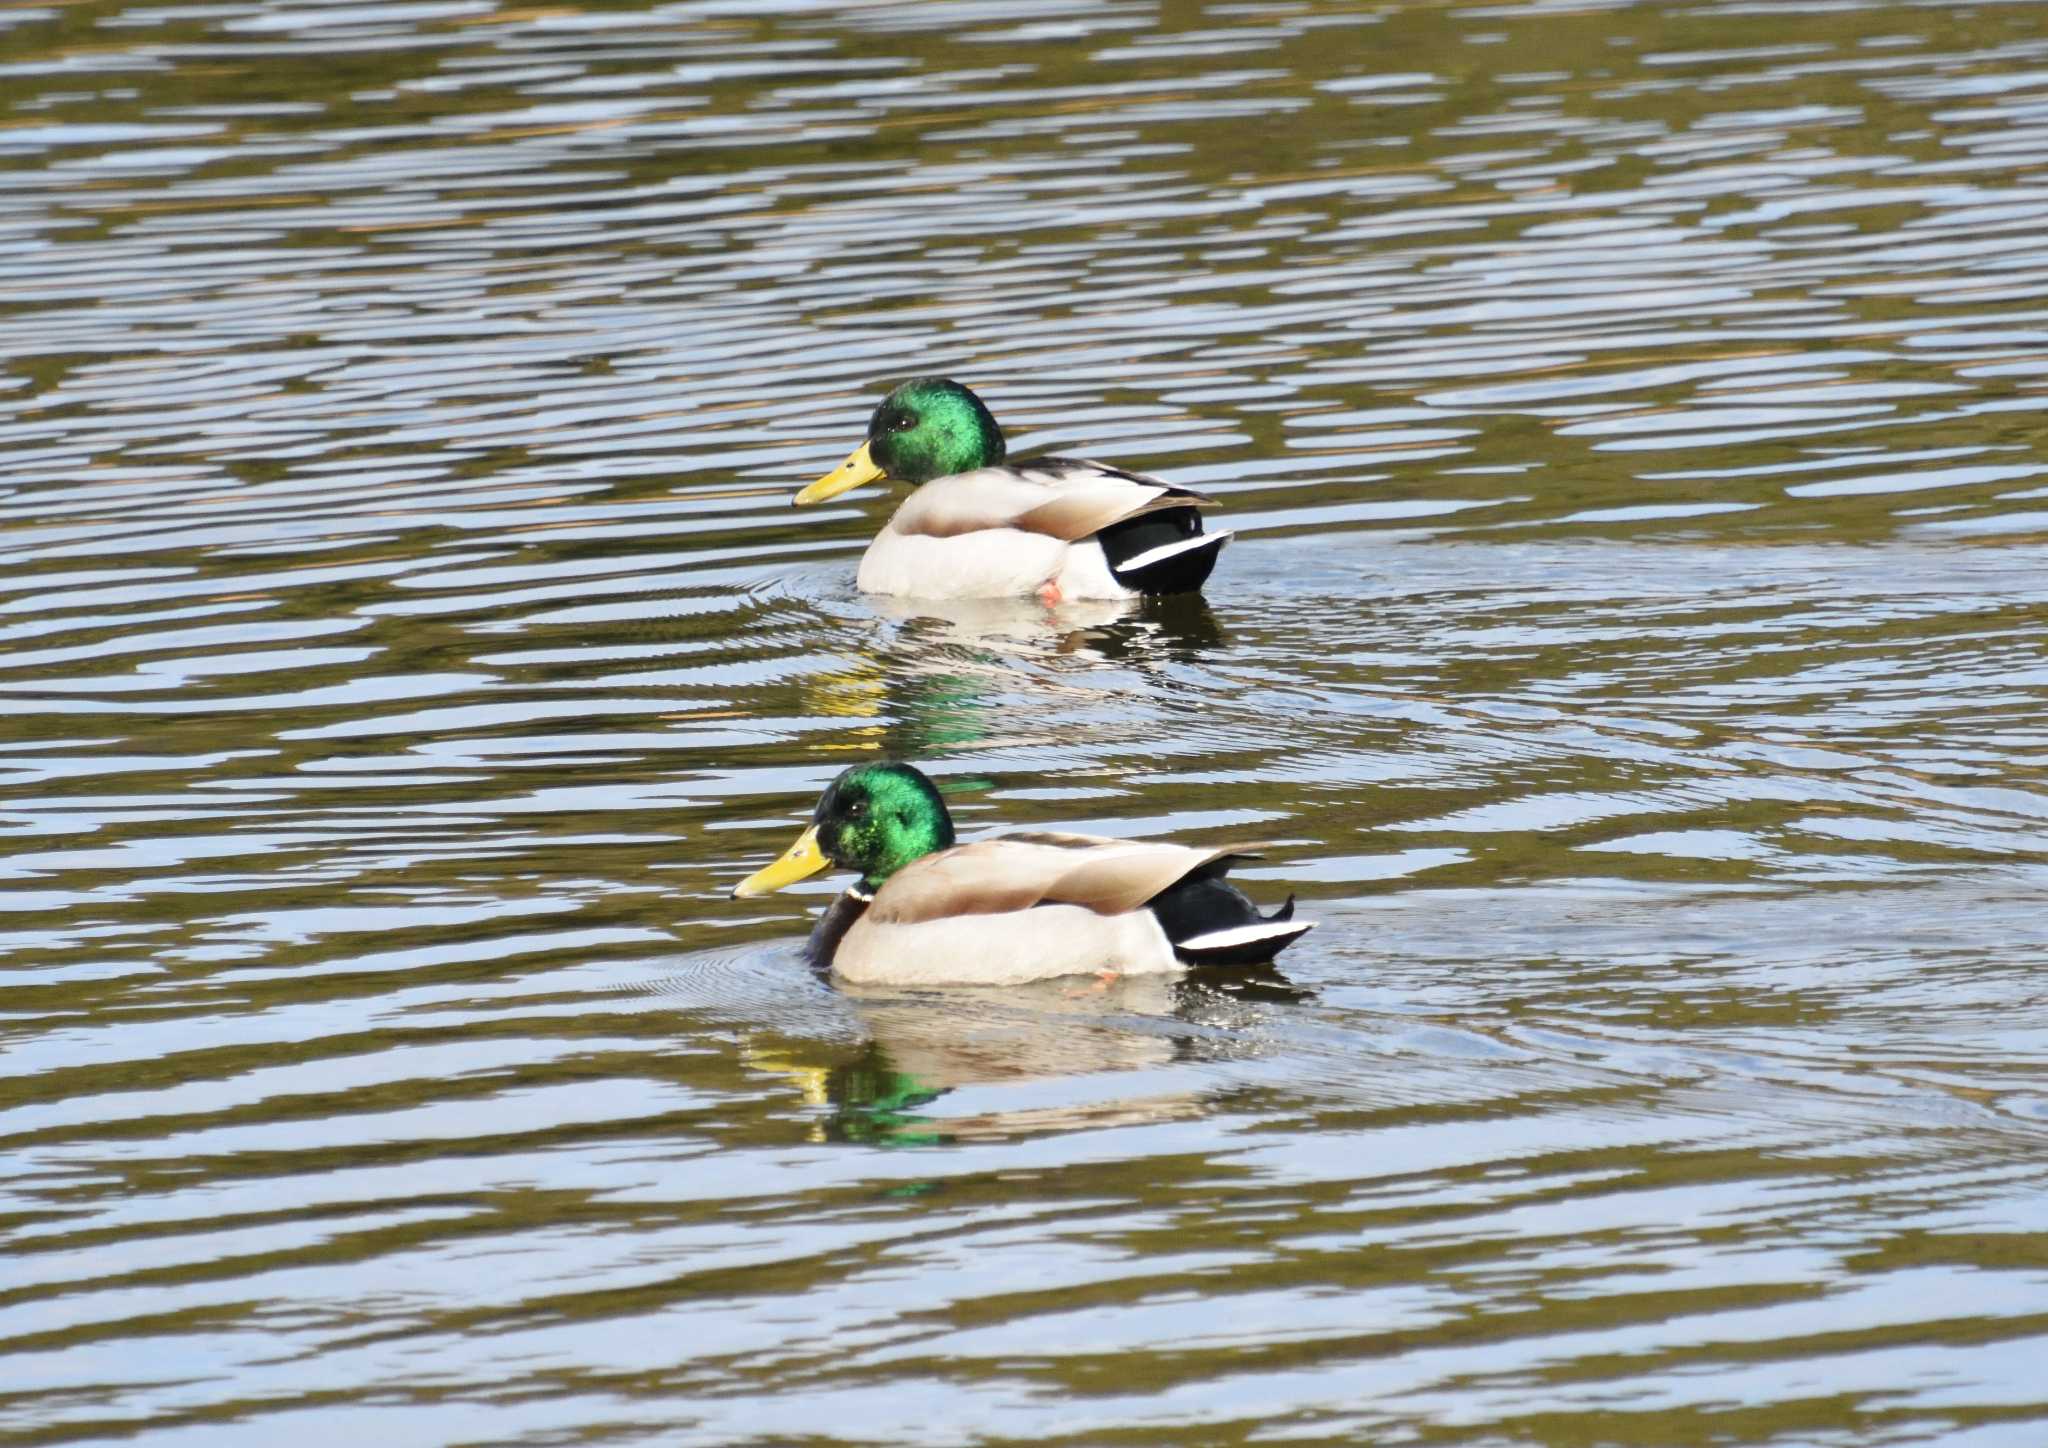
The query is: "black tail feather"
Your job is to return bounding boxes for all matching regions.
[1150,878,1314,967]
[1097,506,1229,595]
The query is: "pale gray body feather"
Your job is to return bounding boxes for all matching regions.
[825,831,1256,986]
[855,461,1214,601]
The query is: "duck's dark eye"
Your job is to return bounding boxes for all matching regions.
[846,799,867,818]
[889,413,915,432]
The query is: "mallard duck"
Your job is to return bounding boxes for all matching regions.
[731,762,1312,985]
[794,378,1231,603]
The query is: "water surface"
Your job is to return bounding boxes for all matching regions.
[6,0,2048,1442]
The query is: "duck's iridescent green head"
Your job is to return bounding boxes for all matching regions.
[794,378,1006,504]
[731,762,957,897]
[867,379,1005,484]
[813,762,956,887]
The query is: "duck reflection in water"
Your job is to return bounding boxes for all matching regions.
[781,583,1226,794]
[741,969,1310,1147]
[811,589,1227,767]
[869,589,1225,661]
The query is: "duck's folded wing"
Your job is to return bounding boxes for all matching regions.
[868,833,1259,925]
[890,460,1216,543]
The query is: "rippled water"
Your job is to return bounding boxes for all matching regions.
[7,0,2048,1442]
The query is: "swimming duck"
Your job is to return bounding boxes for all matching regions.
[794,378,1231,603]
[731,762,1312,985]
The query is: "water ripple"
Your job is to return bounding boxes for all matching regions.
[7,0,2048,1443]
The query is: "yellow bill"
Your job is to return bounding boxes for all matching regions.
[794,440,886,506]
[732,824,829,898]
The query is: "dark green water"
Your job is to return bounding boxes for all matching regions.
[5,1,2048,1443]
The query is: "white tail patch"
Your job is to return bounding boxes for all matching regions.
[1179,918,1314,952]
[1119,529,1232,574]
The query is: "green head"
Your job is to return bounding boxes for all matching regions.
[815,762,956,889]
[867,378,1006,484]
[793,378,1006,504]
[732,761,957,899]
